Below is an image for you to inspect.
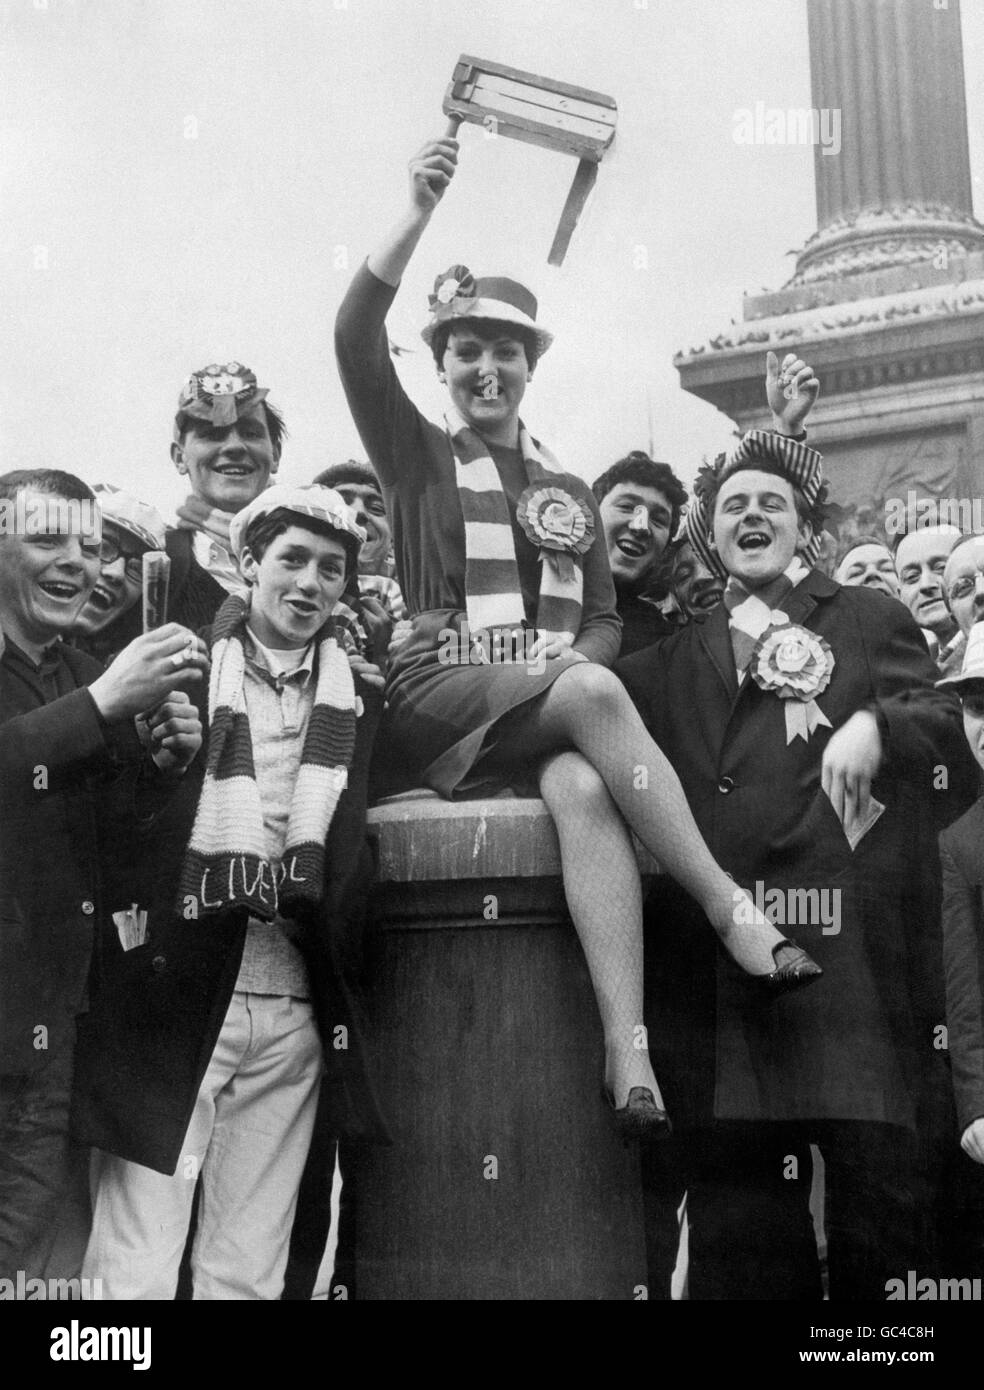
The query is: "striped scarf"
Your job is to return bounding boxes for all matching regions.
[177,594,358,922]
[723,557,810,679]
[447,409,584,642]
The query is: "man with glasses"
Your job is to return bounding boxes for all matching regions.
[942,534,984,658]
[73,485,168,664]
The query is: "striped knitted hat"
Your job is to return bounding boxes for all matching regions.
[686,430,826,580]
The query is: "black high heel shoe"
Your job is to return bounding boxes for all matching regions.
[604,1086,673,1143]
[759,938,823,995]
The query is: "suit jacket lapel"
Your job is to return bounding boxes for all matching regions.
[697,568,838,718]
[696,602,739,702]
[776,568,835,628]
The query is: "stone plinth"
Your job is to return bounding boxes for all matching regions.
[675,0,984,546]
[675,251,984,517]
[354,792,654,1301]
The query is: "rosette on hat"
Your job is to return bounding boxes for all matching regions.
[176,361,269,430]
[517,483,594,583]
[427,264,478,322]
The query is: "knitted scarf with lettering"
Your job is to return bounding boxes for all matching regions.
[177,594,357,922]
[446,408,584,642]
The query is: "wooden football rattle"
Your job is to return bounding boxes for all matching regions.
[442,54,617,265]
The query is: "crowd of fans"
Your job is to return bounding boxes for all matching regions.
[3,130,984,1302]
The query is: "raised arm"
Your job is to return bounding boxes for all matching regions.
[335,138,460,487]
[367,137,459,287]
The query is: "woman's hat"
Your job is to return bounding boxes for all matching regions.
[92,484,167,552]
[937,620,984,692]
[228,483,366,560]
[421,264,553,355]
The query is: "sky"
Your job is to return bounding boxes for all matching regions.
[3,0,983,519]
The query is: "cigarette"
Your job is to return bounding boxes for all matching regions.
[170,640,196,668]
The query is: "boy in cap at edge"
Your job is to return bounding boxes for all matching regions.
[936,621,984,1278]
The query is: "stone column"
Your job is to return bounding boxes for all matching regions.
[794,0,984,282]
[675,0,984,541]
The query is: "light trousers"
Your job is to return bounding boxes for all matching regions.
[84,991,323,1300]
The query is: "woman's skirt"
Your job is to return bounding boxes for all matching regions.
[381,609,582,798]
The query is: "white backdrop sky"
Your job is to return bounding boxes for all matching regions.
[3,0,983,518]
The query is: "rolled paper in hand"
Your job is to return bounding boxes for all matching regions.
[142,552,171,632]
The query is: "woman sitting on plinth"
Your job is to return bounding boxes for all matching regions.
[334,133,821,1139]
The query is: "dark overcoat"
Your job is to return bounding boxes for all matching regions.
[616,570,977,1132]
[0,640,153,1075]
[71,655,390,1174]
[940,798,984,1135]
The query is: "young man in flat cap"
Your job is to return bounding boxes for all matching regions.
[617,362,976,1300]
[167,362,284,628]
[76,484,388,1300]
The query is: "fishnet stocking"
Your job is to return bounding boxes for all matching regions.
[510,661,788,975]
[540,751,664,1110]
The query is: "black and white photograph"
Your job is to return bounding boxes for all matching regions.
[3,0,984,1359]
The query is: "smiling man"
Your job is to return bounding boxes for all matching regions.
[667,535,725,623]
[0,468,204,1281]
[72,485,168,664]
[942,534,984,641]
[78,484,388,1300]
[592,453,687,655]
[617,371,977,1299]
[167,363,284,629]
[833,537,901,598]
[894,525,962,675]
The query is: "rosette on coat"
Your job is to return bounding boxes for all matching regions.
[516,484,595,585]
[749,622,835,744]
